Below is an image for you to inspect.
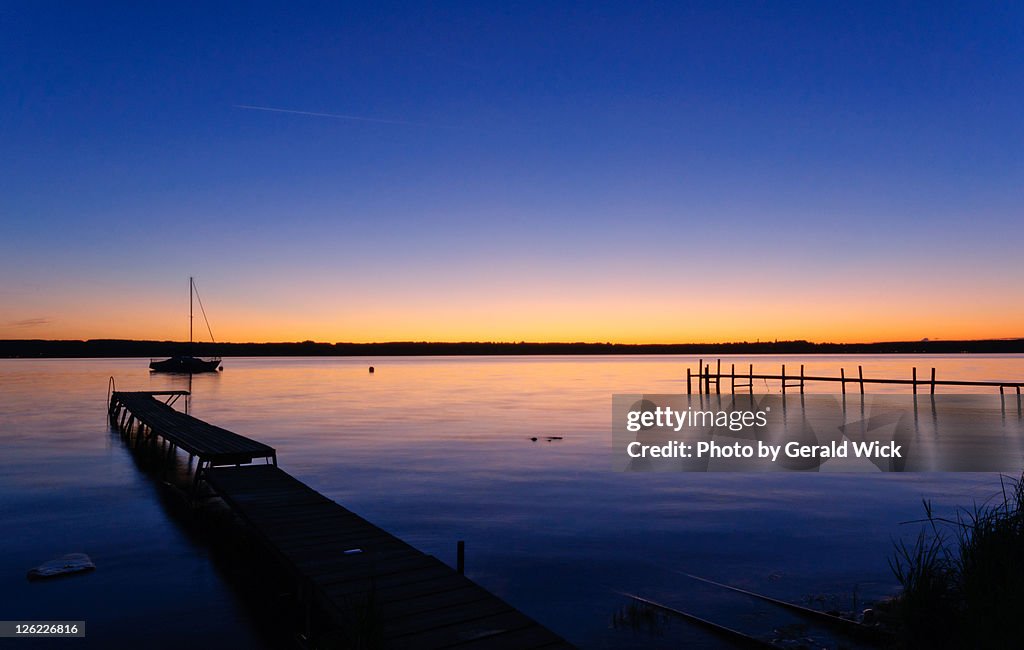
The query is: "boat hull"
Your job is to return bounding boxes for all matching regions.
[149,356,222,373]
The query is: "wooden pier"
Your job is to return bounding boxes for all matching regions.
[108,389,573,649]
[686,358,1024,398]
[108,390,277,487]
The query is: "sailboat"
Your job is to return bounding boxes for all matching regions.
[149,277,223,373]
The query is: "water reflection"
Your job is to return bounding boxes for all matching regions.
[1,355,1023,647]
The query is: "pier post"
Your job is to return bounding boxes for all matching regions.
[800,365,805,394]
[913,367,917,395]
[457,540,465,575]
[716,359,721,395]
[858,366,864,395]
[840,368,846,395]
[781,364,786,395]
[748,364,753,393]
[730,364,735,394]
[698,359,703,395]
[686,367,692,395]
[931,368,936,395]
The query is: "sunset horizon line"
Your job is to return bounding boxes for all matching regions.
[4,336,1022,347]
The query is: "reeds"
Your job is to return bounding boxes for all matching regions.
[891,474,1024,648]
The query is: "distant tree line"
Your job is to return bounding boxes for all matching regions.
[1,338,1022,358]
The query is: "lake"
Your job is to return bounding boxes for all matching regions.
[2,355,1022,648]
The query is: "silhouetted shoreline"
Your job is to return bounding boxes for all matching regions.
[2,338,1022,358]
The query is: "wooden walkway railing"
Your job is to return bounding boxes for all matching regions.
[686,358,1024,398]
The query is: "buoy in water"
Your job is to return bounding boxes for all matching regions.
[368,366,375,373]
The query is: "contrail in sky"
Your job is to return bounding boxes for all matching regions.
[234,104,440,127]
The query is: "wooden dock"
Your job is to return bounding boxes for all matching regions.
[108,390,277,486]
[108,388,573,649]
[687,358,1024,398]
[206,465,571,648]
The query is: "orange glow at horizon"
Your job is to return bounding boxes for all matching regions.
[3,276,1022,345]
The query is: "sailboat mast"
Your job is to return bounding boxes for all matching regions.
[189,276,193,345]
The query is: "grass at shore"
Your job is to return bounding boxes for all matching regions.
[891,474,1024,648]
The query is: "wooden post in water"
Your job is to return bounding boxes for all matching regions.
[749,364,753,393]
[858,366,865,395]
[457,540,465,575]
[716,359,721,395]
[686,367,692,395]
[730,363,735,393]
[912,367,918,395]
[840,368,846,395]
[800,364,805,394]
[698,359,703,395]
[931,368,936,395]
[781,364,786,395]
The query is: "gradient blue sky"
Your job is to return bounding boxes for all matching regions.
[2,2,1022,342]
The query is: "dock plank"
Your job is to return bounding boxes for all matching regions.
[205,465,573,648]
[445,625,577,649]
[386,610,539,648]
[110,391,276,467]
[382,599,513,639]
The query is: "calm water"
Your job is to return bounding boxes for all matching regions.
[2,355,1022,648]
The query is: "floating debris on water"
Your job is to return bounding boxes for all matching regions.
[27,553,95,581]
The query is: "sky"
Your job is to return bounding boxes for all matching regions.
[1,1,1022,344]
